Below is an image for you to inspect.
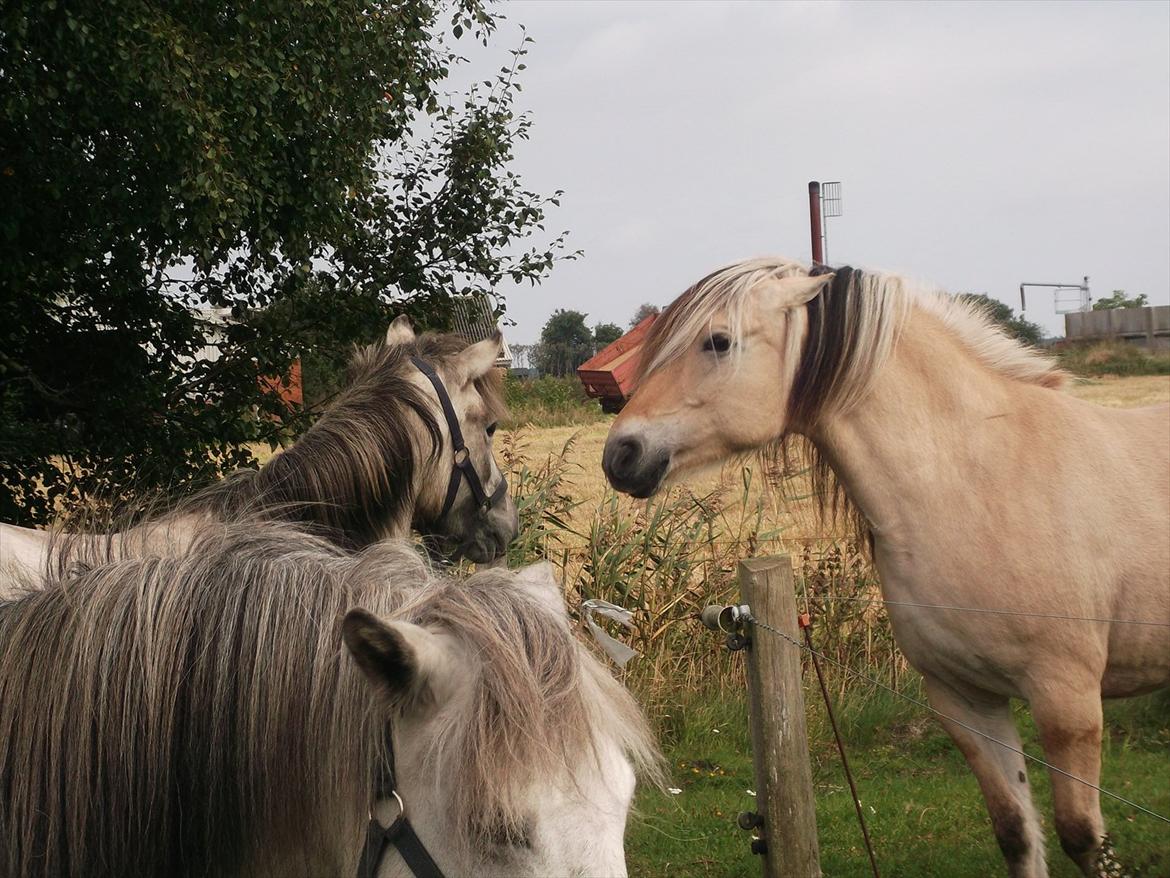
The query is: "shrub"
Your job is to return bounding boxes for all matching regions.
[1054,341,1170,376]
[500,373,605,428]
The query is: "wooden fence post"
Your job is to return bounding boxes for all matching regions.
[739,556,821,878]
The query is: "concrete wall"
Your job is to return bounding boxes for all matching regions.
[1065,305,1170,351]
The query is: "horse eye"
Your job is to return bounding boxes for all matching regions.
[702,333,731,354]
[486,422,498,437]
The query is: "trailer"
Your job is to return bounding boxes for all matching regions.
[576,313,657,413]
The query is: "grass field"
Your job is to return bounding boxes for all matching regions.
[498,374,1170,878]
[625,691,1170,878]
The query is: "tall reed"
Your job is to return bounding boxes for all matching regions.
[499,431,910,708]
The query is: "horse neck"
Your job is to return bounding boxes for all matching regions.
[806,307,1029,546]
[251,406,419,547]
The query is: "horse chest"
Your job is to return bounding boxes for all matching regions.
[873,548,1030,697]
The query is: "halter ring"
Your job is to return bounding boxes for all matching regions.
[369,789,406,823]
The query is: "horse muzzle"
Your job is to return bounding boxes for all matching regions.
[459,499,519,563]
[602,435,670,499]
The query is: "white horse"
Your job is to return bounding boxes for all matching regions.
[602,257,1169,877]
[0,317,517,594]
[0,520,661,877]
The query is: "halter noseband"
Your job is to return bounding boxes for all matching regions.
[411,356,507,521]
[357,729,445,878]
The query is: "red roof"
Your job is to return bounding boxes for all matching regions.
[576,314,656,406]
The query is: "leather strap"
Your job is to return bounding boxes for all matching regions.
[411,356,507,520]
[357,812,444,878]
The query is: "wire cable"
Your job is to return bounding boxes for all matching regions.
[742,612,1170,825]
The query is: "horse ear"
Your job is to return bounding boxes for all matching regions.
[386,315,415,346]
[452,332,502,384]
[342,609,455,709]
[754,273,832,311]
[514,561,567,614]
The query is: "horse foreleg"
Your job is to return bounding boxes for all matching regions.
[923,676,1047,878]
[1029,692,1108,876]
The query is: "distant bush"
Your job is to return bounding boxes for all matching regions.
[1054,341,1170,376]
[501,374,606,429]
[1092,290,1148,311]
[960,293,1044,346]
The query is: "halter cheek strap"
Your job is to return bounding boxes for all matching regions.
[411,356,507,520]
[356,795,444,878]
[357,729,445,878]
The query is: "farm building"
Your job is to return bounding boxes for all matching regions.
[1065,304,1170,351]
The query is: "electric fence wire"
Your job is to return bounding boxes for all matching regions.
[741,612,1170,825]
[802,595,1170,628]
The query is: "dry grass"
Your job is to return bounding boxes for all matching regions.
[1065,374,1170,408]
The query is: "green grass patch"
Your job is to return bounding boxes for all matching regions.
[625,686,1170,877]
[1054,341,1170,376]
[500,374,606,429]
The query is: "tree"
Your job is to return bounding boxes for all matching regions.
[1092,290,1148,311]
[534,310,593,376]
[593,322,623,350]
[0,1,568,524]
[960,294,1044,346]
[629,303,660,328]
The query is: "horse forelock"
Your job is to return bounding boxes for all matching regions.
[635,256,807,383]
[397,568,664,846]
[0,520,659,877]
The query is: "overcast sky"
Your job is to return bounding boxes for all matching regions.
[462,1,1170,344]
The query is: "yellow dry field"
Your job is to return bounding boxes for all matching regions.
[1063,374,1170,408]
[500,375,1170,543]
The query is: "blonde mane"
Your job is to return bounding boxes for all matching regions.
[915,290,1068,389]
[638,256,1067,421]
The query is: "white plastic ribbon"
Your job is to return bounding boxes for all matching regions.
[581,598,639,667]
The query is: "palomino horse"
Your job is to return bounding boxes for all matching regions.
[0,316,518,593]
[603,257,1169,877]
[0,519,661,877]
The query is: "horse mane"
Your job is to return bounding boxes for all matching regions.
[0,520,659,878]
[637,256,1068,537]
[184,331,506,549]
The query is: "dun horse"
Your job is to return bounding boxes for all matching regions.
[0,317,518,593]
[603,257,1169,877]
[0,520,661,877]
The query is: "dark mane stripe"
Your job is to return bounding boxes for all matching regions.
[788,265,857,431]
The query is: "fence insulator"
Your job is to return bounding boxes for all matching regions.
[737,811,764,831]
[700,603,752,632]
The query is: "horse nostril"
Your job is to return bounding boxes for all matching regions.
[604,436,646,489]
[617,438,641,470]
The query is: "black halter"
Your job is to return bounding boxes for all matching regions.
[356,729,445,878]
[411,356,507,521]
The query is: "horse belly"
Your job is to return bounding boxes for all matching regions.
[1102,569,1170,696]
